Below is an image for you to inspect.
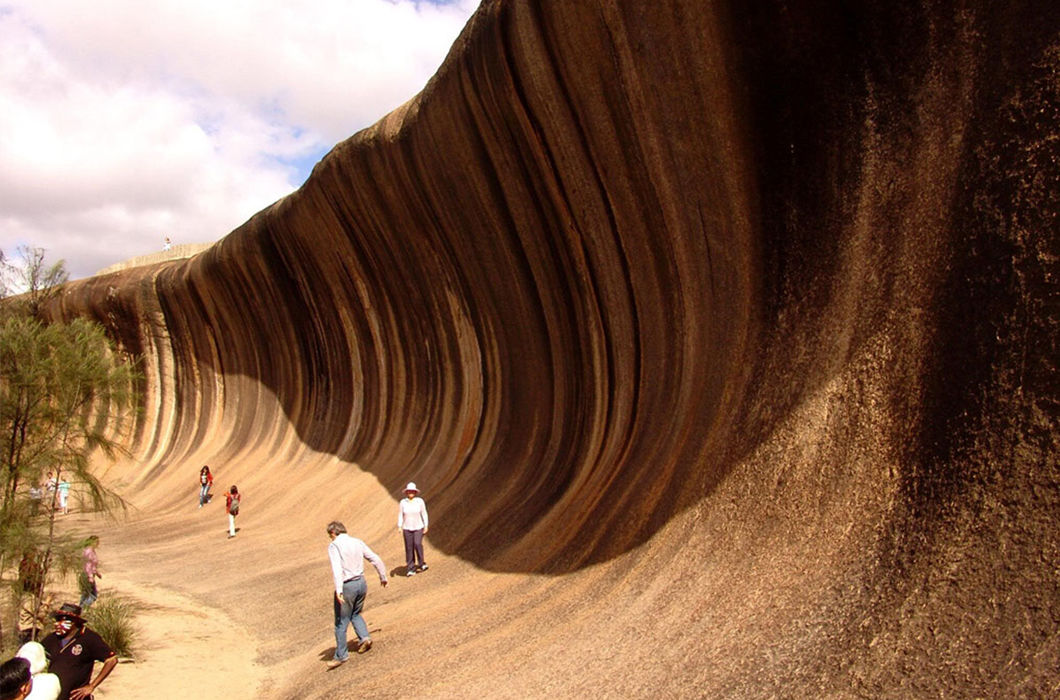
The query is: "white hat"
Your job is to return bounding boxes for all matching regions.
[404,482,419,493]
[17,641,47,674]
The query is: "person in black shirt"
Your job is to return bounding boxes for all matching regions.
[40,604,115,700]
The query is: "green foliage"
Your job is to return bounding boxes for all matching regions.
[0,246,68,321]
[0,315,137,516]
[0,248,140,650]
[84,594,139,658]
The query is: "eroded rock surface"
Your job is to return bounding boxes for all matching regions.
[48,0,1058,695]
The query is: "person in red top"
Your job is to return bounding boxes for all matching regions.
[225,485,241,539]
[40,603,116,700]
[198,466,213,508]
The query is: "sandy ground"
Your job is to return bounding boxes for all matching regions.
[40,508,270,699]
[93,577,267,700]
[43,471,500,700]
[38,502,275,699]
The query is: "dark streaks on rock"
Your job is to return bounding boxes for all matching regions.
[41,0,1060,694]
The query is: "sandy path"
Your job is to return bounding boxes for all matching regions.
[92,575,268,699]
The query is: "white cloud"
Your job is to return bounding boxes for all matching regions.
[0,0,478,278]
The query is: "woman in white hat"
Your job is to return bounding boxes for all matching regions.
[397,482,429,576]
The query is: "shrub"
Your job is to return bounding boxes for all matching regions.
[85,595,139,658]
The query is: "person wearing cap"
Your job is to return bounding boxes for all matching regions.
[397,482,429,576]
[15,641,60,700]
[0,658,32,700]
[325,521,388,670]
[39,604,116,700]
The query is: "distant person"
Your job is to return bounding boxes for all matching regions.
[0,657,32,700]
[198,466,213,508]
[15,642,60,700]
[163,237,171,251]
[43,474,57,510]
[325,521,388,669]
[18,552,42,595]
[225,485,241,539]
[40,603,116,700]
[397,482,429,576]
[17,593,55,645]
[77,537,100,610]
[27,484,42,517]
[56,480,69,516]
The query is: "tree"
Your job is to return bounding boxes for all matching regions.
[0,246,69,321]
[0,250,138,647]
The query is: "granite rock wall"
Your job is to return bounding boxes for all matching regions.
[47,0,1058,694]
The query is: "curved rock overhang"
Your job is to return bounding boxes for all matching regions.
[43,0,1058,693]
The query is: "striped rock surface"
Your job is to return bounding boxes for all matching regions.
[45,1,1059,696]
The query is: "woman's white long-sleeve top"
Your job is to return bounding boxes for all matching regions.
[398,497,428,531]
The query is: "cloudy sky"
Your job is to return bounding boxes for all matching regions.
[0,0,478,280]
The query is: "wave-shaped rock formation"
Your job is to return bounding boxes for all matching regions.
[46,0,1057,696]
[93,243,213,276]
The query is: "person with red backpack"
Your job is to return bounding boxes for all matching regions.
[225,486,241,539]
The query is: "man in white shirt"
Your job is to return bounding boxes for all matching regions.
[325,521,388,669]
